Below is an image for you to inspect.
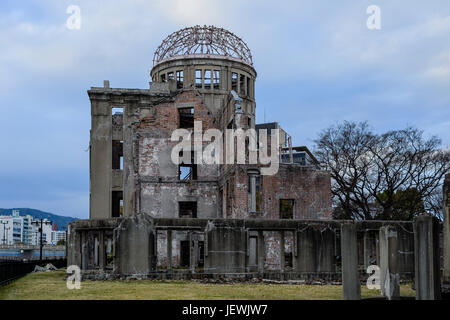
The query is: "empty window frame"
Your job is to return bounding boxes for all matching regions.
[178,150,197,181]
[161,74,166,82]
[112,107,123,115]
[239,74,246,95]
[179,201,197,218]
[180,240,190,267]
[179,164,197,181]
[195,69,202,88]
[178,107,194,128]
[285,252,293,268]
[111,191,123,218]
[213,70,220,89]
[168,72,174,81]
[247,77,251,97]
[176,70,184,89]
[255,176,262,213]
[231,72,238,91]
[280,199,294,219]
[204,70,211,89]
[248,175,262,213]
[112,140,123,170]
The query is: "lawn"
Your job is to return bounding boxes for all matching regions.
[0,269,415,300]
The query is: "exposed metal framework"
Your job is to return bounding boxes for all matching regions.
[153,25,253,66]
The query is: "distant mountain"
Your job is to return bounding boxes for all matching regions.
[0,208,79,231]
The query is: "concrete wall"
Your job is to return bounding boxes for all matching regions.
[444,174,450,284]
[68,217,416,283]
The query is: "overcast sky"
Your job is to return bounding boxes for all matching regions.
[1,0,449,219]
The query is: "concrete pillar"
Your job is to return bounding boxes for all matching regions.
[204,221,247,273]
[280,231,285,273]
[258,230,264,275]
[444,174,450,284]
[167,229,172,272]
[375,232,380,266]
[194,237,199,268]
[154,230,158,266]
[295,228,317,272]
[379,226,400,300]
[89,100,112,219]
[67,224,82,268]
[189,232,195,274]
[318,229,336,272]
[341,223,361,300]
[81,231,87,270]
[414,216,441,300]
[247,169,259,214]
[292,231,297,271]
[244,75,248,96]
[99,231,105,270]
[363,231,370,270]
[122,104,136,217]
[114,214,154,276]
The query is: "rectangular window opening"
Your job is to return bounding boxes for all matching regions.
[280,199,294,219]
[112,140,123,170]
[255,176,261,213]
[179,201,197,218]
[231,73,238,92]
[161,74,166,82]
[112,107,123,115]
[176,70,184,89]
[204,70,211,89]
[179,164,197,181]
[168,72,174,81]
[195,69,202,89]
[111,191,123,218]
[285,252,293,268]
[178,107,194,129]
[180,241,190,267]
[239,74,246,95]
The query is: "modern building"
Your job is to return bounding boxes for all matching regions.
[0,216,14,245]
[30,219,53,245]
[0,210,34,245]
[51,230,67,245]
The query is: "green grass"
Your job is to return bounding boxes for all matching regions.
[0,269,415,300]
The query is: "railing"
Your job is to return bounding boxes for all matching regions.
[0,258,67,286]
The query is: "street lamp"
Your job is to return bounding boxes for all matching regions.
[31,218,53,263]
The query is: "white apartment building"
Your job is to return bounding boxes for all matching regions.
[0,216,14,245]
[1,210,62,246]
[51,231,67,245]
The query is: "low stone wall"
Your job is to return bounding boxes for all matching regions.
[67,215,416,282]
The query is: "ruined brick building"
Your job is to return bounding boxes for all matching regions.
[81,26,332,271]
[67,27,446,300]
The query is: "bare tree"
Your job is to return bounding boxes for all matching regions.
[314,121,450,220]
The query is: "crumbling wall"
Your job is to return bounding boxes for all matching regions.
[261,165,332,220]
[222,164,332,220]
